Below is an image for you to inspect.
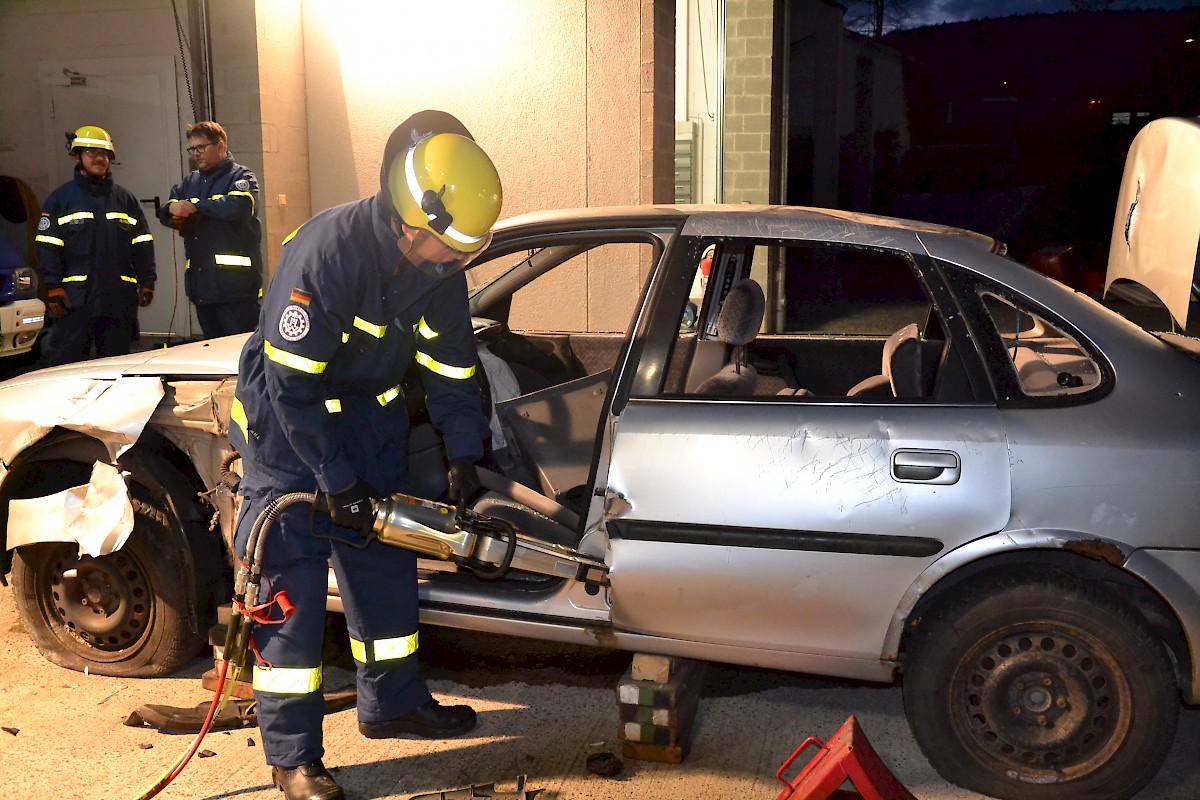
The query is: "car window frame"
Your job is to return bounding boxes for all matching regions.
[627,234,990,405]
[938,259,1115,407]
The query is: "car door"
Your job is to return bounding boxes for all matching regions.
[602,228,1012,671]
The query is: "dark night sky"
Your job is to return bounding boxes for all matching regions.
[904,0,1200,27]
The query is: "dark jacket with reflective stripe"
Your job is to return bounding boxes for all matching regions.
[35,169,156,316]
[231,191,489,495]
[159,154,262,305]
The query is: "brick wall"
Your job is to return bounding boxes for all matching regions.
[723,0,775,204]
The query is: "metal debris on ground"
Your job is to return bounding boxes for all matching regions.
[585,751,624,777]
[406,774,543,799]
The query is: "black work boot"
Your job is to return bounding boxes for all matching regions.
[358,698,477,739]
[271,759,345,800]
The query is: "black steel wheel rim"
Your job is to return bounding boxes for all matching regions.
[37,547,154,662]
[952,624,1131,781]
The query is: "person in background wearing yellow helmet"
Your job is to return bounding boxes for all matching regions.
[159,121,263,338]
[34,126,155,366]
[226,110,501,800]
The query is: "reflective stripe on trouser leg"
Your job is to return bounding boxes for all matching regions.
[330,538,431,724]
[234,490,332,768]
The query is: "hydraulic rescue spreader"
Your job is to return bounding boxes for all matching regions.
[131,490,608,799]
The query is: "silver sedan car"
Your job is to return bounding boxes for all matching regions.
[3,204,1198,800]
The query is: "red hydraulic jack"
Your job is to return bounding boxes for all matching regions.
[774,715,919,800]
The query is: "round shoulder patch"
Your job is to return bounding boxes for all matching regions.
[278,304,311,342]
[38,216,50,231]
[234,179,250,191]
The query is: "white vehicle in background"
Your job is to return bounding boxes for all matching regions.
[0,239,44,358]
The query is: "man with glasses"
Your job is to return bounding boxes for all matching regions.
[160,120,262,338]
[34,125,156,365]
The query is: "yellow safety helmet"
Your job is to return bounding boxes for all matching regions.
[66,125,116,156]
[388,133,502,259]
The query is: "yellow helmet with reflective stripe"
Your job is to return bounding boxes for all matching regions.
[67,125,116,155]
[388,133,502,255]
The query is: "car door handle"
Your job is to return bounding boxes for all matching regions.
[892,449,960,485]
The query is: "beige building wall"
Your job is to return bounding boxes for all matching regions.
[0,0,675,331]
[250,0,310,270]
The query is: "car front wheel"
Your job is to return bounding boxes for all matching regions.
[903,574,1178,800]
[10,490,204,677]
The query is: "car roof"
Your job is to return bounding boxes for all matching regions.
[493,203,1001,252]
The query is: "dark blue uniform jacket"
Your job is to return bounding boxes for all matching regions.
[35,169,156,316]
[231,191,488,496]
[159,154,262,305]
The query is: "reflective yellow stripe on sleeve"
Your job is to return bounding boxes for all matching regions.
[132,234,154,244]
[120,275,137,284]
[35,235,64,247]
[415,350,475,380]
[62,275,88,283]
[57,212,94,225]
[325,399,342,413]
[415,317,438,340]
[282,226,302,246]
[376,386,401,406]
[228,190,256,213]
[252,664,322,695]
[353,317,387,338]
[264,340,328,374]
[105,212,135,224]
[215,254,253,267]
[349,632,418,664]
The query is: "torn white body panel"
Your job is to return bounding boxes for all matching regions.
[6,462,133,556]
[1105,117,1200,328]
[0,376,165,466]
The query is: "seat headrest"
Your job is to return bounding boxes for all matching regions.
[716,280,765,346]
[882,323,922,397]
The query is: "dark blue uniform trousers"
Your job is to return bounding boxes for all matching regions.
[234,488,432,768]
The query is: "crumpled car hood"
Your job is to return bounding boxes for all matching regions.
[1105,117,1200,328]
[0,333,248,390]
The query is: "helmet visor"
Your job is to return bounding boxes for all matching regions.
[398,225,491,280]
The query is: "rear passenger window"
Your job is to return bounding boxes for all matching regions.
[781,244,931,336]
[980,293,1101,396]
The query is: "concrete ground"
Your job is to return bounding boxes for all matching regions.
[2,590,1199,800]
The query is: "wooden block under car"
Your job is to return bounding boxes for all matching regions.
[616,656,706,763]
[631,653,677,683]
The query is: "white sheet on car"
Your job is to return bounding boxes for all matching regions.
[1105,117,1200,328]
[6,461,134,556]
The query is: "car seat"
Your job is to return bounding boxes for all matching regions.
[695,279,766,396]
[846,322,923,398]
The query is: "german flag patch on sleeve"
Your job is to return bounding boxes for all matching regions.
[289,288,311,306]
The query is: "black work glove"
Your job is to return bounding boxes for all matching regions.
[447,458,482,509]
[327,479,378,533]
[48,287,72,318]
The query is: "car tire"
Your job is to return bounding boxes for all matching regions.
[902,574,1178,800]
[10,488,204,677]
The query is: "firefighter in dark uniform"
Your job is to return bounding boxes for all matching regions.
[159,120,262,338]
[228,110,501,800]
[35,126,156,366]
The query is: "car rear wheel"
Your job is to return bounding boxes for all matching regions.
[10,490,204,677]
[903,575,1178,800]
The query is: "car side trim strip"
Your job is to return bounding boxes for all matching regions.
[609,520,944,558]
